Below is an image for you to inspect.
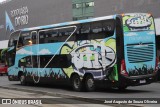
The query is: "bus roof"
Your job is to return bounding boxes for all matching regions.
[21,13,150,32]
[22,15,115,32]
[123,13,150,16]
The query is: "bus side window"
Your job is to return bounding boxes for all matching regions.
[19,58,26,67]
[81,24,90,34]
[39,54,71,68]
[40,30,58,43]
[18,37,24,48]
[24,36,32,46]
[39,27,75,44]
[91,22,103,34]
[30,55,39,68]
[90,21,104,39]
[102,19,115,37]
[51,30,59,37]
[32,31,38,44]
[76,24,90,41]
[8,31,20,47]
[58,27,75,42]
[17,31,31,48]
[65,27,75,41]
[58,29,66,42]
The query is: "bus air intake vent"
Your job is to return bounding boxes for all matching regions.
[127,44,153,63]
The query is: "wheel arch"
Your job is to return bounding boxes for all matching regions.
[83,73,94,81]
[18,71,24,80]
[70,72,94,81]
[70,72,79,81]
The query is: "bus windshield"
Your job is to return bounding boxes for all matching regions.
[8,31,20,47]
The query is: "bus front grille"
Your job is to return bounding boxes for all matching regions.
[127,44,154,63]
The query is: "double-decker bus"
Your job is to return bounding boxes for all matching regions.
[7,13,158,91]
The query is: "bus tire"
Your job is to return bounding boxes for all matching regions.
[85,75,95,92]
[71,74,82,91]
[20,74,26,85]
[157,70,160,81]
[118,86,127,91]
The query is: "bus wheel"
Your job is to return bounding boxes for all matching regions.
[118,86,127,91]
[85,75,95,92]
[71,74,82,91]
[20,74,26,85]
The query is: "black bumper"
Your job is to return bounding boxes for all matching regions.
[120,74,157,86]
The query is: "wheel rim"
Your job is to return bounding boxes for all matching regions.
[74,78,80,89]
[87,78,94,89]
[20,75,24,83]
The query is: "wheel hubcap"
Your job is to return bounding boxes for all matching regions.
[20,76,24,83]
[87,78,94,88]
[74,78,80,88]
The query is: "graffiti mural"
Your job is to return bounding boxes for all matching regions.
[123,13,154,32]
[128,65,154,76]
[60,38,117,79]
[24,68,67,81]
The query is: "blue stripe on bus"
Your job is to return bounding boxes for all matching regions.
[39,25,54,29]
[22,16,114,31]
[79,19,92,23]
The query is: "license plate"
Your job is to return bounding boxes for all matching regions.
[140,79,146,84]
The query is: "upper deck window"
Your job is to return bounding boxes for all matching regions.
[39,26,76,44]
[17,31,31,48]
[76,19,115,41]
[8,31,20,47]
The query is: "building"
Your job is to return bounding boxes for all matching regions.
[0,0,160,49]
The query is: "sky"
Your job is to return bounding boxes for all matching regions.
[0,0,6,3]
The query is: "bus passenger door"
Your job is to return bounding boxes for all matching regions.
[31,31,40,78]
[8,31,20,68]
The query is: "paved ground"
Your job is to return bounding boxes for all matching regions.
[0,76,160,107]
[0,88,112,107]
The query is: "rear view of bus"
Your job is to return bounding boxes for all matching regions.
[117,13,158,88]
